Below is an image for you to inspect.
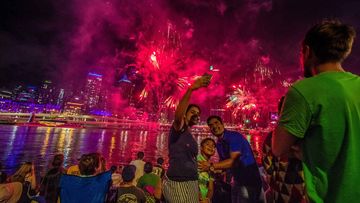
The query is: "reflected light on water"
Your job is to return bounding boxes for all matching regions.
[40,128,51,156]
[0,125,266,174]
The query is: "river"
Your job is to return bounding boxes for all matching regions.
[0,125,266,176]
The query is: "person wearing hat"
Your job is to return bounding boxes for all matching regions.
[116,165,146,203]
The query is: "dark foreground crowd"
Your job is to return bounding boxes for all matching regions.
[1,20,360,203]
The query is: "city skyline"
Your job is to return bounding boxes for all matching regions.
[1,0,360,89]
[1,0,360,125]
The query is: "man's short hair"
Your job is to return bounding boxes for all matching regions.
[207,115,223,125]
[186,104,201,114]
[156,157,164,165]
[137,151,144,159]
[144,162,153,174]
[303,19,356,63]
[110,165,117,173]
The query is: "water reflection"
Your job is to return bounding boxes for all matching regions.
[0,125,266,175]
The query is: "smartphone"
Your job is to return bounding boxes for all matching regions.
[203,72,213,80]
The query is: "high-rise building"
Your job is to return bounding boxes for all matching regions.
[64,102,84,115]
[17,86,37,103]
[84,72,103,112]
[37,80,56,104]
[57,88,65,106]
[0,89,12,99]
[11,85,23,100]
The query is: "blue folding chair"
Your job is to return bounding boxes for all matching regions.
[59,171,112,203]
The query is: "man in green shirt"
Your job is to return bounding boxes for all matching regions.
[272,20,360,203]
[137,162,162,202]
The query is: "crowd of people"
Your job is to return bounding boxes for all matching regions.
[1,20,360,203]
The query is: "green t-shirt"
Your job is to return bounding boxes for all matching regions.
[279,71,360,203]
[197,154,214,199]
[137,173,160,191]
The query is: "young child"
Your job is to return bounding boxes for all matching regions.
[198,138,216,203]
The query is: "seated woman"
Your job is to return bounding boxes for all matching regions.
[0,182,23,203]
[197,138,216,203]
[40,154,66,203]
[8,162,37,203]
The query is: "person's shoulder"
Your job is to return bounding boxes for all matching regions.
[132,159,145,165]
[99,170,112,179]
[134,186,146,195]
[151,172,161,179]
[67,165,78,170]
[224,129,244,138]
[293,72,359,89]
[292,73,338,88]
[291,77,317,91]
[147,172,157,177]
[170,123,187,134]
[66,165,79,174]
[340,71,360,78]
[137,175,145,182]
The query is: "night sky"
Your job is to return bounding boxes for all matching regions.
[1,0,360,89]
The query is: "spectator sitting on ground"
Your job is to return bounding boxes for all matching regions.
[40,154,66,203]
[59,153,112,203]
[117,165,146,203]
[67,156,83,176]
[129,151,145,185]
[78,154,100,176]
[137,162,162,202]
[0,182,23,203]
[110,165,122,187]
[152,157,165,179]
[87,152,103,175]
[8,162,37,203]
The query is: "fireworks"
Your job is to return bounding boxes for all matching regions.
[226,86,257,117]
[150,51,159,69]
[133,21,196,116]
[177,77,191,89]
[114,17,292,124]
[281,79,292,87]
[139,88,148,100]
[164,96,177,109]
[225,57,289,124]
